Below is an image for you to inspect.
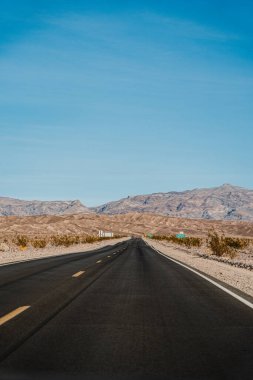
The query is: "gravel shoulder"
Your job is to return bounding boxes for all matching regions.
[145,238,253,298]
[0,237,130,266]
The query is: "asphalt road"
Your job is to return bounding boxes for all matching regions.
[0,238,252,379]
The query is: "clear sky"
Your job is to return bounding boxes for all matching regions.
[1,0,253,206]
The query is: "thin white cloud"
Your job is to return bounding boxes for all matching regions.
[47,11,240,44]
[143,12,239,42]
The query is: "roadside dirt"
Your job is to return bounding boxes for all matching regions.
[0,237,129,266]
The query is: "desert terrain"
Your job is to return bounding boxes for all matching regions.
[1,212,252,294]
[1,212,253,239]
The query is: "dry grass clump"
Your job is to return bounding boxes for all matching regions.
[30,237,48,249]
[11,234,124,250]
[207,232,232,257]
[13,235,29,249]
[152,235,202,248]
[223,236,250,250]
[50,235,81,247]
[50,234,120,247]
[206,232,251,259]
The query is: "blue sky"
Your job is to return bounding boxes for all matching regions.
[1,0,253,205]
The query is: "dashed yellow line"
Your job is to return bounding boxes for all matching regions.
[0,306,30,327]
[72,271,85,278]
[96,260,102,263]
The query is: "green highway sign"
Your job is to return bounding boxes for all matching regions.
[176,233,186,239]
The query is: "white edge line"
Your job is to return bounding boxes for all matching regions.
[146,242,253,310]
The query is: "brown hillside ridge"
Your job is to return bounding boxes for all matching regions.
[2,184,253,221]
[0,212,253,238]
[0,197,92,216]
[92,184,253,221]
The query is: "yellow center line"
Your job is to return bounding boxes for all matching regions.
[0,306,30,327]
[72,271,85,278]
[96,260,102,263]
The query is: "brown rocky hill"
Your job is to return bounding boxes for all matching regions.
[1,184,253,221]
[0,213,253,239]
[0,197,91,216]
[92,184,253,221]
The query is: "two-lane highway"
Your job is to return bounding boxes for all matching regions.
[0,238,252,379]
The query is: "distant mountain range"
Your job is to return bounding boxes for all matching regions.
[1,184,253,221]
[92,184,253,221]
[0,198,91,216]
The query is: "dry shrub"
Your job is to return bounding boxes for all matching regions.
[84,235,99,244]
[224,237,249,250]
[9,233,122,250]
[31,237,48,249]
[207,232,236,259]
[50,235,79,247]
[152,235,202,248]
[13,235,29,248]
[50,234,104,247]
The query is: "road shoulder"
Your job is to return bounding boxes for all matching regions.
[0,237,130,266]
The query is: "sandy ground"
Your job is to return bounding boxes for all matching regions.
[0,237,130,266]
[145,238,253,298]
[1,212,253,238]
